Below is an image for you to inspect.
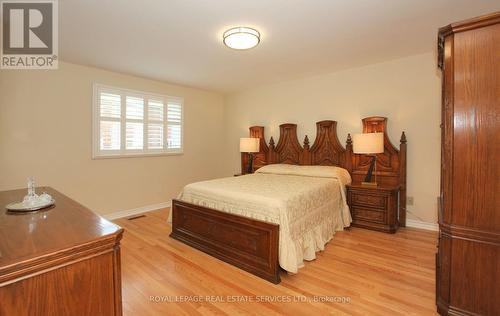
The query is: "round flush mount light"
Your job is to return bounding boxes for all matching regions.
[223,27,260,50]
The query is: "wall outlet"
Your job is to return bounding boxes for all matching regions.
[407,196,414,205]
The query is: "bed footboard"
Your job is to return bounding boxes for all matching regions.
[170,199,280,284]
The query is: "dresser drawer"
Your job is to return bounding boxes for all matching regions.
[351,192,387,210]
[351,206,386,224]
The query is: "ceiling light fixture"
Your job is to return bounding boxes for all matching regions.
[223,27,260,50]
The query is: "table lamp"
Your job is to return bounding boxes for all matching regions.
[353,132,384,186]
[240,138,260,174]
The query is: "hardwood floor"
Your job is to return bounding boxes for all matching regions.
[114,209,438,316]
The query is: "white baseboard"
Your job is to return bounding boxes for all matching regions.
[104,201,172,220]
[406,219,438,231]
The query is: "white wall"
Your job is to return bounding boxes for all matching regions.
[224,52,441,223]
[0,62,226,215]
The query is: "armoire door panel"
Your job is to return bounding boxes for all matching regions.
[450,239,500,315]
[452,23,500,231]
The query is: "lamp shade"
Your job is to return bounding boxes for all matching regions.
[353,133,384,154]
[239,138,260,153]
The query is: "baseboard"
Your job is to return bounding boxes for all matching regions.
[104,201,172,220]
[406,219,438,231]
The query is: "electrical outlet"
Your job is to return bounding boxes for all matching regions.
[407,196,414,205]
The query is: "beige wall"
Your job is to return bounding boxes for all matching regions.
[0,53,441,223]
[224,52,441,223]
[0,62,226,215]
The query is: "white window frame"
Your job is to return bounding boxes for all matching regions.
[92,83,184,159]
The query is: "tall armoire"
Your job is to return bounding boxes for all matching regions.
[436,12,499,316]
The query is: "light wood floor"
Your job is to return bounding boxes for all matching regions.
[114,209,438,316]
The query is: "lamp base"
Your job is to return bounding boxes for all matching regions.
[361,181,378,187]
[246,153,254,174]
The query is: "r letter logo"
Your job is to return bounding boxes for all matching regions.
[1,0,58,69]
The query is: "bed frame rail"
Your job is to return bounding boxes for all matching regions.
[170,199,281,284]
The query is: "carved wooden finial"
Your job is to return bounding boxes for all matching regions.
[400,131,407,143]
[269,137,275,147]
[303,135,310,148]
[347,133,352,145]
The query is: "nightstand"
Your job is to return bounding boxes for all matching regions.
[346,184,400,233]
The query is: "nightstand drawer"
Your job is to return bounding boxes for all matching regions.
[351,206,386,224]
[351,192,387,210]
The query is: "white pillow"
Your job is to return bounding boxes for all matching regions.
[255,164,351,185]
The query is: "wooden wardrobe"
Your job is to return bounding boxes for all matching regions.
[436,12,499,316]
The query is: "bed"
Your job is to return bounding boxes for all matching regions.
[170,119,407,283]
[175,164,351,270]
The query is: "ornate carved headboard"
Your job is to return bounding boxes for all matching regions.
[241,117,407,226]
[241,120,352,172]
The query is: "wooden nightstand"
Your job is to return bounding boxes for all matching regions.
[346,184,400,233]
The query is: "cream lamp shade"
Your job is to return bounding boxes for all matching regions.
[239,138,260,153]
[353,133,384,154]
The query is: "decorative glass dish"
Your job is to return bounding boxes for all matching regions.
[6,196,55,212]
[5,177,55,212]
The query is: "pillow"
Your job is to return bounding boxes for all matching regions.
[255,164,351,186]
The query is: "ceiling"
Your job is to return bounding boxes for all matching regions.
[60,1,500,93]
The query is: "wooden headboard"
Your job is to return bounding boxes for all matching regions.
[241,117,407,226]
[241,120,352,172]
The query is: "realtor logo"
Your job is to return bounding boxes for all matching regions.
[1,0,58,69]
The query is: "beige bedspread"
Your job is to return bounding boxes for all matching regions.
[170,164,352,273]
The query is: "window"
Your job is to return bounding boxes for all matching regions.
[93,84,183,158]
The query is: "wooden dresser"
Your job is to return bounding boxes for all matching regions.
[436,12,499,316]
[0,187,123,316]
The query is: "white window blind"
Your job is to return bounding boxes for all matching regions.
[167,99,182,150]
[93,84,183,158]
